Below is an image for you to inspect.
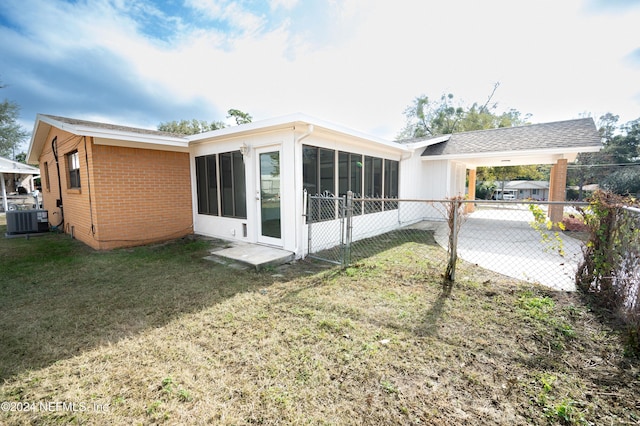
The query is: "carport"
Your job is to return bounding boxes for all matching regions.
[411,118,603,290]
[0,155,40,212]
[418,118,602,222]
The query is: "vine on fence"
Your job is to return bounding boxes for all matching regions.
[576,192,625,298]
[576,191,640,356]
[528,204,566,257]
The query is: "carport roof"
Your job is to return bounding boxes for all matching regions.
[0,155,40,175]
[408,118,603,167]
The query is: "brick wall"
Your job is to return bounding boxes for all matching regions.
[38,127,193,249]
[90,143,193,249]
[38,128,91,244]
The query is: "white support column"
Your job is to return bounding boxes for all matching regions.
[1,173,7,212]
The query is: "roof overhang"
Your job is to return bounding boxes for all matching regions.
[0,156,40,175]
[28,114,189,163]
[422,145,602,168]
[188,113,411,154]
[402,135,451,150]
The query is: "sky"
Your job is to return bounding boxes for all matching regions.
[1,0,639,151]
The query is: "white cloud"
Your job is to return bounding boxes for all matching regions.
[184,0,225,19]
[2,0,639,139]
[269,0,299,11]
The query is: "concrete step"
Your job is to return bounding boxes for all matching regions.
[206,242,294,271]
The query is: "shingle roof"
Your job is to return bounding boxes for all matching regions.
[420,118,601,157]
[41,114,186,138]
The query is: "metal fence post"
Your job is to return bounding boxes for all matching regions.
[343,191,353,268]
[306,190,312,256]
[448,199,459,281]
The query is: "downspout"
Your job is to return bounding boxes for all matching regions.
[296,124,314,144]
[52,136,64,229]
[83,136,96,236]
[294,124,314,258]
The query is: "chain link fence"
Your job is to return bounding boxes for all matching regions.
[307,193,596,291]
[616,206,640,314]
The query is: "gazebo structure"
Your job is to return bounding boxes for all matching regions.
[0,156,40,212]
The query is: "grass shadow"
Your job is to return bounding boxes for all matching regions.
[310,228,438,266]
[0,228,319,381]
[414,280,452,337]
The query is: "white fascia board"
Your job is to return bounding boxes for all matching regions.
[420,145,602,162]
[80,128,188,147]
[38,115,189,148]
[403,135,451,150]
[300,114,409,152]
[188,112,411,153]
[92,138,190,152]
[27,117,51,163]
[187,115,298,143]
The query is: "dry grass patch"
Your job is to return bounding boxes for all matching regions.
[0,225,638,425]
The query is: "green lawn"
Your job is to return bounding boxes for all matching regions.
[0,218,638,425]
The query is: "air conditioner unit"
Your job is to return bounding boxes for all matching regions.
[6,210,49,235]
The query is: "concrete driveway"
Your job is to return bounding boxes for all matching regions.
[426,206,584,291]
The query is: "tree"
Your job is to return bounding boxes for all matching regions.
[567,152,604,200]
[14,152,26,163]
[600,117,640,195]
[605,118,639,163]
[568,114,640,197]
[0,82,29,158]
[601,167,640,195]
[397,83,530,140]
[398,85,541,197]
[158,109,252,135]
[227,109,252,125]
[397,93,464,139]
[598,112,619,142]
[157,119,225,135]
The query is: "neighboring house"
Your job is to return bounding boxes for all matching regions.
[27,114,602,255]
[509,180,550,200]
[490,181,550,200]
[0,156,40,212]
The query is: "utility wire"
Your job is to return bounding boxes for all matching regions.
[567,162,640,168]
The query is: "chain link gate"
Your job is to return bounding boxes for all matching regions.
[306,192,352,266]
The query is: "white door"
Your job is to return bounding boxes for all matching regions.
[256,146,283,246]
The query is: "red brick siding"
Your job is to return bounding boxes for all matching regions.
[90,143,193,249]
[38,127,193,249]
[38,128,95,246]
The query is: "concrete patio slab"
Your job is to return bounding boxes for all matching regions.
[207,242,294,270]
[410,207,583,291]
